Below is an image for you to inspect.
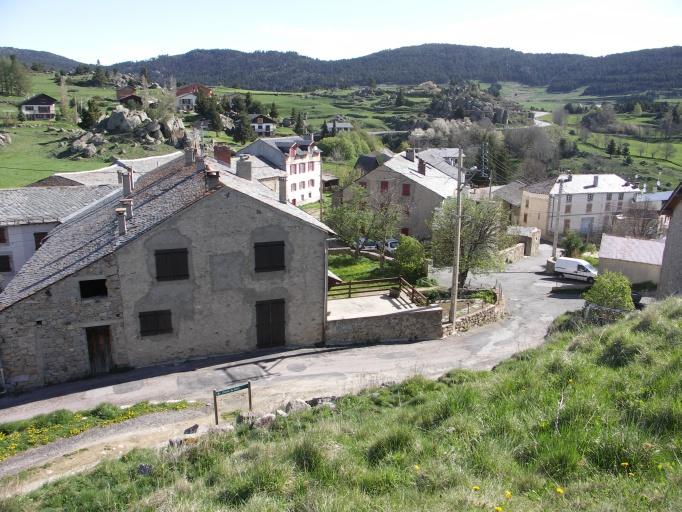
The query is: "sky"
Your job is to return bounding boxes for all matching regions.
[1,0,681,64]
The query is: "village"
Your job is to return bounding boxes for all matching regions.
[0,4,681,507]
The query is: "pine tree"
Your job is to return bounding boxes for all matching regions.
[320,120,330,139]
[79,98,101,129]
[606,139,617,158]
[234,112,255,143]
[331,120,338,136]
[395,88,406,107]
[632,103,642,115]
[294,112,305,134]
[269,102,279,119]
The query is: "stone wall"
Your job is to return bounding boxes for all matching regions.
[444,288,507,334]
[326,305,443,345]
[328,247,394,263]
[499,243,525,264]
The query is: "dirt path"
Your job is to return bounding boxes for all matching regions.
[0,406,211,498]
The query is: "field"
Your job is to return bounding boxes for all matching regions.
[3,298,681,511]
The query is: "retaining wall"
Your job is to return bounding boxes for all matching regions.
[499,243,525,264]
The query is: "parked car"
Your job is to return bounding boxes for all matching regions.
[355,237,378,251]
[383,239,400,255]
[554,257,598,283]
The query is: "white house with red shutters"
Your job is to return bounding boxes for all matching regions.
[175,84,212,111]
[238,135,322,206]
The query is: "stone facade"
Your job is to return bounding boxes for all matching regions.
[659,194,682,297]
[326,305,443,345]
[450,289,506,333]
[0,184,329,392]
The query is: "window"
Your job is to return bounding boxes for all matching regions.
[301,194,304,202]
[563,219,571,232]
[359,181,367,188]
[564,204,572,214]
[523,213,528,223]
[403,205,410,216]
[605,202,611,212]
[291,183,297,191]
[255,241,285,272]
[290,164,296,174]
[309,192,312,198]
[402,183,411,196]
[308,162,315,171]
[380,181,389,193]
[33,232,48,250]
[586,203,593,213]
[565,194,572,203]
[155,249,189,281]
[79,279,108,299]
[400,227,409,236]
[300,181,305,189]
[606,193,613,201]
[618,193,624,200]
[139,310,173,336]
[525,199,529,208]
[0,227,7,244]
[617,201,623,212]
[587,194,594,202]
[38,106,50,113]
[0,255,10,272]
[298,163,305,173]
[308,179,315,188]
[24,105,34,111]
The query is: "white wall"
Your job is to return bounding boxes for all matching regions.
[548,191,640,235]
[0,223,58,286]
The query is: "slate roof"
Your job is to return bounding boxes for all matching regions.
[599,234,665,266]
[0,185,118,226]
[635,190,673,203]
[661,182,682,215]
[0,155,331,310]
[258,135,318,153]
[550,173,640,196]
[20,93,57,106]
[522,178,556,195]
[249,114,276,124]
[414,152,460,180]
[493,180,526,207]
[326,121,353,130]
[205,155,286,181]
[417,147,464,160]
[29,152,183,187]
[176,84,211,97]
[374,153,459,198]
[354,151,391,173]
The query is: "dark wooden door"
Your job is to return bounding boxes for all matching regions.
[86,325,112,375]
[256,299,285,348]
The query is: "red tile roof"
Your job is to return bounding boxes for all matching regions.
[176,84,212,97]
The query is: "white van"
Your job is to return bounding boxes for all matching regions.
[554,257,598,283]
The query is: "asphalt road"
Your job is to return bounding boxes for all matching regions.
[0,244,582,423]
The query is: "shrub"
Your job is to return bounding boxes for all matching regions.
[292,439,325,472]
[394,235,425,283]
[583,271,635,311]
[366,428,414,464]
[561,231,583,257]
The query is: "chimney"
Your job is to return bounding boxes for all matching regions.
[115,208,127,235]
[122,171,131,197]
[214,144,232,166]
[278,176,287,203]
[119,198,133,220]
[303,133,314,143]
[458,148,463,168]
[406,148,416,162]
[195,155,206,172]
[205,166,220,189]
[184,147,195,165]
[593,175,599,187]
[117,170,123,184]
[236,155,252,181]
[417,158,426,175]
[127,168,134,191]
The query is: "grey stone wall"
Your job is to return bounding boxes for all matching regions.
[0,255,124,391]
[326,305,443,345]
[500,243,525,264]
[659,204,682,297]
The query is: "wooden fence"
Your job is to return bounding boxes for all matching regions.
[328,276,428,306]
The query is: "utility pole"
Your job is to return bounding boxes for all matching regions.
[551,174,572,258]
[448,152,464,324]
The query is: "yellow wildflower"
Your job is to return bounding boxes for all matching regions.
[472,485,481,491]
[413,464,420,471]
[568,379,573,384]
[495,507,504,512]
[555,486,565,495]
[504,490,513,500]
[620,461,629,468]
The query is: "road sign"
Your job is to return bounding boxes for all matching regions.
[212,381,252,425]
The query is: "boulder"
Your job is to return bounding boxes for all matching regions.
[284,399,311,413]
[236,411,257,426]
[183,424,200,435]
[82,144,97,158]
[137,463,154,476]
[91,133,107,146]
[161,116,186,146]
[255,414,276,428]
[208,423,235,435]
[275,409,288,418]
[0,133,11,146]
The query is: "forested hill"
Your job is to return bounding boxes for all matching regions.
[5,44,682,95]
[112,44,682,95]
[0,47,82,72]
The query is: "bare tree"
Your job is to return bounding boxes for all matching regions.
[663,142,675,161]
[519,157,548,183]
[552,107,567,127]
[579,126,591,143]
[606,201,661,239]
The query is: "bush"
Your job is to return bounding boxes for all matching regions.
[583,271,635,311]
[394,235,425,283]
[562,231,583,257]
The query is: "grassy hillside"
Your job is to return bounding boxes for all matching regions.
[4,298,681,511]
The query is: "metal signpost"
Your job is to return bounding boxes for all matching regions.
[212,381,252,425]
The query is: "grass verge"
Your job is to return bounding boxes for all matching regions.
[0,401,193,462]
[3,298,681,510]
[328,253,398,281]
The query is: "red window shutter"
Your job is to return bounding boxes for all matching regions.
[400,227,409,236]
[402,183,410,196]
[380,181,388,193]
[360,181,367,188]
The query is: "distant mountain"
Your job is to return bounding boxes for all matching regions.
[0,47,83,71]
[112,44,682,95]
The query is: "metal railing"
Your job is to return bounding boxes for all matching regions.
[328,276,428,307]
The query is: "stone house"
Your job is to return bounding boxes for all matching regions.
[238,135,322,206]
[249,114,277,136]
[0,185,118,287]
[19,93,57,120]
[658,183,682,297]
[491,180,524,225]
[599,234,665,285]
[0,151,332,392]
[341,149,462,240]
